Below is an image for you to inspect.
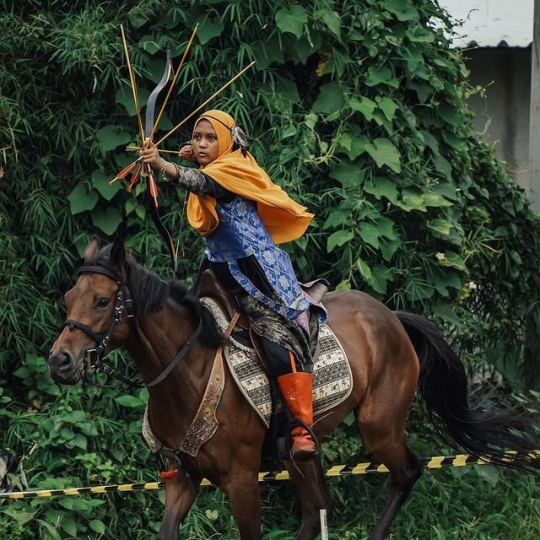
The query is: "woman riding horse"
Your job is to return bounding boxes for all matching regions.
[140,109,326,460]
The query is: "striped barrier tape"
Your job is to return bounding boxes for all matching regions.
[0,453,508,500]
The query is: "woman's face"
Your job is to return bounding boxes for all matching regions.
[192,119,219,166]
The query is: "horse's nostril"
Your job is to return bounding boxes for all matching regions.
[49,351,73,372]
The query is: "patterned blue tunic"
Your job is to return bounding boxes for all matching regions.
[205,196,314,321]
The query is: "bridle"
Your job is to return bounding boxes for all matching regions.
[62,264,202,388]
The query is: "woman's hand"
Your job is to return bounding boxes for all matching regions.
[139,141,164,170]
[179,143,196,162]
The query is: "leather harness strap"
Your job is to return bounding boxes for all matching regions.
[177,311,240,457]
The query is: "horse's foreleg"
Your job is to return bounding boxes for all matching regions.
[286,458,335,540]
[157,467,201,540]
[223,473,263,539]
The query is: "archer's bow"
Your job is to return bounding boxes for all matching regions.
[143,49,178,273]
[143,48,172,207]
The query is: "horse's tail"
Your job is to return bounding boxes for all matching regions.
[395,311,540,476]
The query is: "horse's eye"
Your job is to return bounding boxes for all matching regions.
[97,297,110,308]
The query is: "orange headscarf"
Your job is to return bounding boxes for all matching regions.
[186,110,314,244]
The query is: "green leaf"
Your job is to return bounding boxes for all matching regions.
[379,237,401,261]
[350,96,376,121]
[196,17,224,45]
[68,184,99,215]
[276,6,308,39]
[432,154,453,179]
[115,395,145,408]
[375,216,398,240]
[91,207,123,236]
[423,192,454,208]
[116,86,150,117]
[252,38,285,69]
[337,124,370,160]
[365,66,399,88]
[312,82,345,115]
[327,230,354,252]
[355,257,372,280]
[38,519,62,540]
[60,516,78,537]
[371,264,394,294]
[89,520,106,534]
[2,507,36,525]
[364,138,401,172]
[438,250,467,271]
[329,159,367,189]
[385,0,419,22]
[358,223,380,249]
[427,218,454,236]
[91,170,124,201]
[406,26,435,43]
[474,465,501,488]
[376,97,399,122]
[438,104,462,128]
[397,187,426,212]
[323,209,353,229]
[96,125,132,153]
[316,9,341,39]
[364,177,399,205]
[399,46,423,71]
[292,35,318,65]
[139,36,161,54]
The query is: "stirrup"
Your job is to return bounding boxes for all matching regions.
[287,418,320,461]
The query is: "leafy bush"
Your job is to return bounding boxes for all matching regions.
[2,0,540,538]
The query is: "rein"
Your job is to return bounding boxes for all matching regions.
[63,265,202,389]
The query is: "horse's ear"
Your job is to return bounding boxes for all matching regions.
[109,237,126,270]
[84,237,100,263]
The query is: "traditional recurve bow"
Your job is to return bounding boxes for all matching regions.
[141,49,179,273]
[111,26,198,274]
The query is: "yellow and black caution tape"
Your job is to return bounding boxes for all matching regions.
[0,453,506,501]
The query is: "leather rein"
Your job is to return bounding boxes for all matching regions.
[62,265,202,389]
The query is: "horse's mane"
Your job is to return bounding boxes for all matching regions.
[87,245,223,347]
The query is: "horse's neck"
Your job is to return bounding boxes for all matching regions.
[126,301,216,438]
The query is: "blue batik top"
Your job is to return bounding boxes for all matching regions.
[205,196,313,321]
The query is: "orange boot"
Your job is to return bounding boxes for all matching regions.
[277,371,318,460]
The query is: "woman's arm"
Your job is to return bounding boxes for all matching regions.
[139,143,230,198]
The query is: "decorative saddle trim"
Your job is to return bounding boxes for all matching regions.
[142,313,239,460]
[201,297,353,428]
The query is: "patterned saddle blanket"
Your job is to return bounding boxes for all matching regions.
[201,297,353,428]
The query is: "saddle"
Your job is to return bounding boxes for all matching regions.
[197,269,251,331]
[143,271,349,461]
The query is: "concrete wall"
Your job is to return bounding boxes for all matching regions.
[463,47,531,193]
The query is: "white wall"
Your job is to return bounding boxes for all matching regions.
[464,47,531,192]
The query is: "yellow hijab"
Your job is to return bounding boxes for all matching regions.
[186,110,314,244]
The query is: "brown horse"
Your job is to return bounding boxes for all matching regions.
[48,238,539,540]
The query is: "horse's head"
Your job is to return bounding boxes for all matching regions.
[48,237,132,384]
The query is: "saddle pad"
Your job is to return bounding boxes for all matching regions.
[200,297,353,428]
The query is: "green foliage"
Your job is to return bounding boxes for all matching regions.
[2,0,540,538]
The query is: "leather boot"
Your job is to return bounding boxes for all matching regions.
[277,372,317,460]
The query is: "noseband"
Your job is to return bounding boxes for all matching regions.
[63,265,134,371]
